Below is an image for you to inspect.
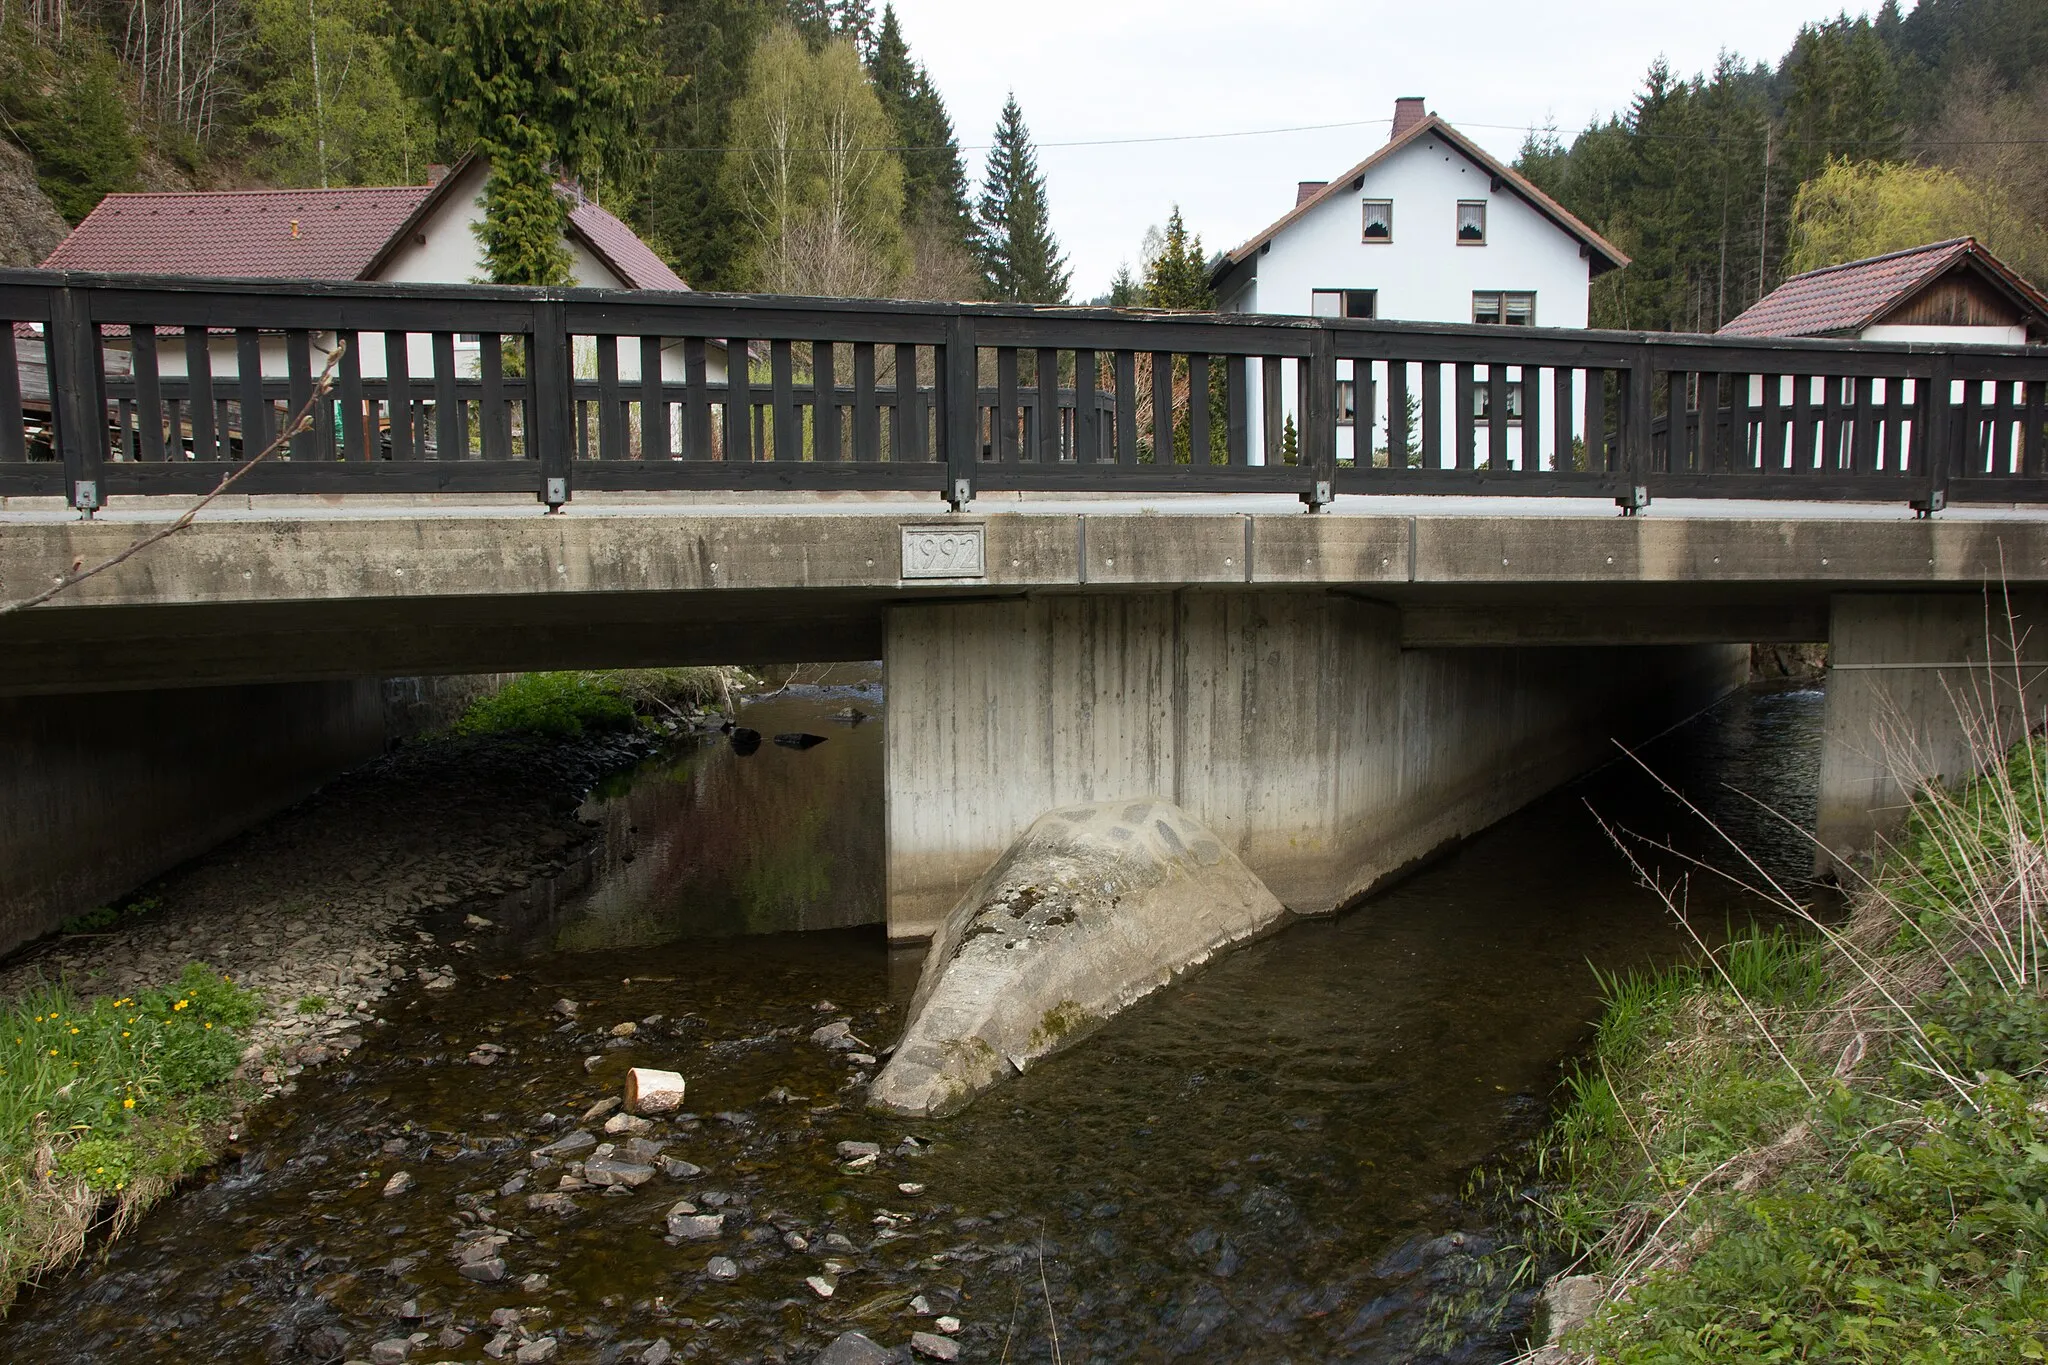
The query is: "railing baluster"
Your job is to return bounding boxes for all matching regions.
[1075,347,1099,463]
[638,335,666,461]
[1486,363,1508,471]
[48,289,105,508]
[1422,361,1443,469]
[998,347,1021,463]
[814,341,839,462]
[384,330,410,463]
[1036,347,1060,461]
[237,327,267,458]
[1113,350,1137,465]
[1261,355,1283,464]
[1387,360,1412,471]
[1520,364,1541,472]
[336,331,365,461]
[1226,356,1248,465]
[0,323,23,464]
[1189,353,1211,466]
[1549,365,1572,472]
[592,334,621,460]
[1759,373,1783,472]
[1791,373,1816,472]
[1147,351,1170,465]
[1878,375,1903,473]
[1454,362,1475,470]
[894,343,920,459]
[943,317,975,503]
[674,336,707,460]
[771,338,797,461]
[1960,377,1986,475]
[2025,379,2044,477]
[1851,374,1876,473]
[854,341,878,460]
[725,337,752,461]
[131,324,164,462]
[286,328,315,461]
[478,333,510,461]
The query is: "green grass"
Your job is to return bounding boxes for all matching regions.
[451,667,743,738]
[0,963,260,1310]
[1525,739,2048,1363]
[294,994,328,1016]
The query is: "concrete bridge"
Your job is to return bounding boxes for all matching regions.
[3,271,2046,953]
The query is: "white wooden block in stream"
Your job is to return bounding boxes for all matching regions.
[625,1067,687,1114]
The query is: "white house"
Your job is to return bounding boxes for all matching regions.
[30,153,718,437]
[1210,98,1628,465]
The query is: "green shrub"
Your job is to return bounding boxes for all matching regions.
[452,672,638,738]
[295,994,328,1016]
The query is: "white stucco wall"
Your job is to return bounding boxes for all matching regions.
[1860,323,2028,347]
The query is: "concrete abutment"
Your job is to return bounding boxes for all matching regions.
[884,589,1750,941]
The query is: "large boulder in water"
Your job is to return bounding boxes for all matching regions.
[869,800,1286,1117]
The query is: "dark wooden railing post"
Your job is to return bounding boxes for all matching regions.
[531,299,573,510]
[49,286,105,514]
[1914,354,1954,517]
[1617,342,1653,513]
[944,313,977,509]
[1301,326,1336,509]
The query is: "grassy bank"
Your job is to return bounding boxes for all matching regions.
[1532,737,2048,1362]
[452,667,750,738]
[0,964,260,1311]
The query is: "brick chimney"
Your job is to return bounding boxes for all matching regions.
[1296,180,1328,206]
[1391,97,1427,142]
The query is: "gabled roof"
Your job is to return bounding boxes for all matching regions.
[41,150,690,291]
[1717,237,2048,340]
[40,184,435,278]
[568,201,690,292]
[1212,114,1629,284]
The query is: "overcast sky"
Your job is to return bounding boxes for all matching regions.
[884,0,1884,298]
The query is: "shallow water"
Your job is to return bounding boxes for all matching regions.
[0,682,1825,1364]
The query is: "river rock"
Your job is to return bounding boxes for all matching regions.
[910,1333,959,1362]
[625,1067,688,1114]
[667,1206,725,1240]
[584,1157,657,1188]
[370,1339,413,1364]
[1542,1273,1608,1343]
[533,1129,597,1160]
[813,1332,892,1365]
[382,1170,415,1197]
[514,1339,558,1363]
[460,1257,508,1283]
[869,800,1285,1117]
[604,1112,653,1136]
[705,1255,739,1281]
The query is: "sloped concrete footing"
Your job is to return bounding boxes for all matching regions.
[869,800,1285,1118]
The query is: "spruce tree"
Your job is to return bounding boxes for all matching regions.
[1142,206,1211,309]
[868,5,972,253]
[975,94,1069,304]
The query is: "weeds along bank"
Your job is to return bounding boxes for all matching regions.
[0,667,747,1311]
[1529,730,2048,1362]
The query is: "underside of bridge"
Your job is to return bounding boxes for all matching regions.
[1,499,2043,951]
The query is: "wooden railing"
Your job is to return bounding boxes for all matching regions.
[4,269,2045,515]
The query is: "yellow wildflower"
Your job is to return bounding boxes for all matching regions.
[204,1022,213,1030]
[122,1098,135,1110]
[173,1000,188,1011]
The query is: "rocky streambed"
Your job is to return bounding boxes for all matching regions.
[0,683,1827,1363]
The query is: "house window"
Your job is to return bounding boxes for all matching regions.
[1362,200,1392,241]
[1311,289,1377,319]
[1472,291,1535,325]
[1473,380,1525,423]
[1336,380,1358,425]
[1457,200,1487,244]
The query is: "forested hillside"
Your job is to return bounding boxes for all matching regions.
[1516,0,2048,331]
[0,0,1071,299]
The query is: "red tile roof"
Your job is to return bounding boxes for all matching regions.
[569,202,690,292]
[40,185,435,278]
[1718,237,2048,339]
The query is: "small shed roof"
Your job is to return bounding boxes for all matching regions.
[1718,238,2048,340]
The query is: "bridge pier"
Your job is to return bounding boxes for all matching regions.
[884,590,1748,941]
[1818,591,2048,875]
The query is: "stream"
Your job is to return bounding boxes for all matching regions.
[0,678,1825,1364]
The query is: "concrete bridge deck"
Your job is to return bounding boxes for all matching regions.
[4,492,2046,694]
